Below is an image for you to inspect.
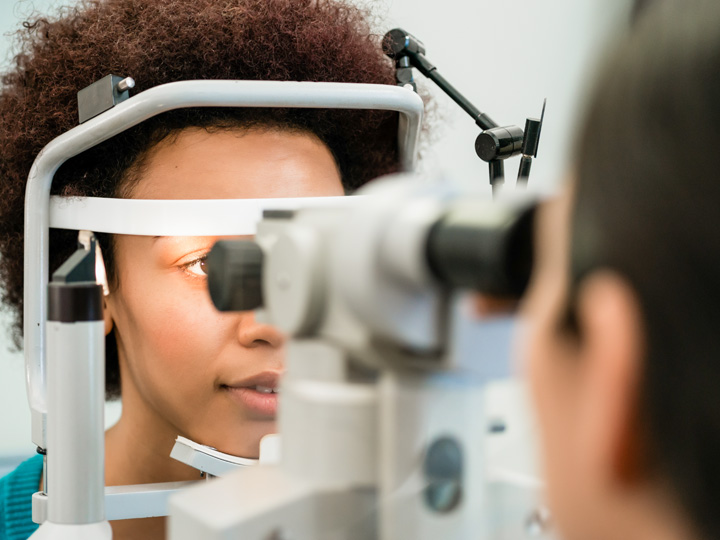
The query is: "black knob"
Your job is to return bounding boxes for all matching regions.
[207,240,264,312]
[384,28,426,59]
[475,126,524,162]
[424,437,463,513]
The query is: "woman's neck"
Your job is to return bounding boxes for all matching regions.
[104,384,203,486]
[103,386,203,540]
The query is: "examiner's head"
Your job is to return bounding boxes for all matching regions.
[523,1,720,539]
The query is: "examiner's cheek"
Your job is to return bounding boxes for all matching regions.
[520,313,554,462]
[525,329,545,428]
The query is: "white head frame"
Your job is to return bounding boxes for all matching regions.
[24,79,424,446]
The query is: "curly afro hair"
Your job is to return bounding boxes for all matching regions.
[0,0,405,398]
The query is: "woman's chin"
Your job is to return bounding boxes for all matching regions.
[190,422,277,459]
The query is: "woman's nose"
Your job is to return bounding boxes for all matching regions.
[236,311,285,349]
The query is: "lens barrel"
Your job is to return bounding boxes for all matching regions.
[426,204,535,298]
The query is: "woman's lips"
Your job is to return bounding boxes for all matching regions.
[222,371,280,417]
[223,386,278,417]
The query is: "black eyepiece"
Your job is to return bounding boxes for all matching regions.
[207,240,264,312]
[426,203,536,298]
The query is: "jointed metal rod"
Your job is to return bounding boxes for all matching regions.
[424,69,498,130]
[409,52,498,131]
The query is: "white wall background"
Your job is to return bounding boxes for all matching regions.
[375,0,631,193]
[0,0,631,464]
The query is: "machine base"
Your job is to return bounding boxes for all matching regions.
[29,520,112,539]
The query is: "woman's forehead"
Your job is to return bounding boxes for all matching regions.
[129,128,343,200]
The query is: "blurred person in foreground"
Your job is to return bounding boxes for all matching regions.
[521,1,720,539]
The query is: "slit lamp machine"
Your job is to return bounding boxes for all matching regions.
[21,28,551,540]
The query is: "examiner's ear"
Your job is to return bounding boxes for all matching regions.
[574,271,647,486]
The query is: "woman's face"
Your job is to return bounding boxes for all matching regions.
[105,128,344,458]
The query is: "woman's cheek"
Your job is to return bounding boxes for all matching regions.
[127,275,219,373]
[157,289,217,357]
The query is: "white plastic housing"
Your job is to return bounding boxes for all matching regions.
[45,320,106,524]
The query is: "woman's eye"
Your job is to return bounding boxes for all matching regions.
[183,256,208,277]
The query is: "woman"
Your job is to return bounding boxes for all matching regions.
[523,1,720,539]
[0,1,405,538]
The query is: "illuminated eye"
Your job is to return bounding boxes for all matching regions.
[184,256,208,277]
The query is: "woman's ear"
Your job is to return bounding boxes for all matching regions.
[574,271,647,486]
[103,296,114,336]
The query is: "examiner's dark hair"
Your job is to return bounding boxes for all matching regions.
[0,0,403,399]
[570,0,720,537]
